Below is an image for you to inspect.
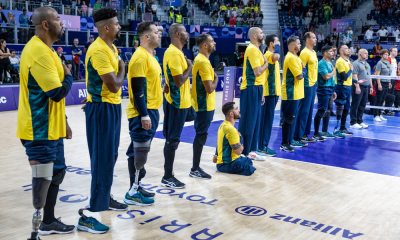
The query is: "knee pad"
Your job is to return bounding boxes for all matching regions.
[165,139,180,151]
[283,114,296,125]
[51,167,67,185]
[194,133,208,146]
[316,109,326,118]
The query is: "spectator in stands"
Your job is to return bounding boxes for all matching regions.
[153,49,159,62]
[76,0,82,15]
[317,30,324,52]
[212,13,218,22]
[393,26,400,41]
[377,26,389,38]
[348,26,353,46]
[340,29,352,48]
[356,45,361,54]
[375,3,381,15]
[220,3,227,14]
[131,40,139,54]
[9,49,19,71]
[242,12,249,26]
[351,45,358,55]
[6,12,15,39]
[192,44,199,59]
[305,10,312,28]
[224,12,230,26]
[230,13,236,26]
[278,0,284,10]
[381,1,388,15]
[388,46,398,95]
[373,41,382,55]
[88,3,93,17]
[57,47,72,71]
[64,1,71,15]
[151,1,157,16]
[0,7,7,29]
[0,39,10,83]
[93,0,101,13]
[146,1,152,13]
[236,13,242,26]
[249,9,255,27]
[218,13,225,26]
[254,13,262,27]
[365,26,374,41]
[84,35,94,53]
[332,28,338,47]
[176,11,182,23]
[181,3,188,17]
[324,35,332,46]
[72,0,77,14]
[226,4,232,17]
[168,8,174,23]
[388,0,395,15]
[81,1,88,16]
[343,0,350,15]
[337,0,343,13]
[211,2,219,16]
[298,15,304,27]
[19,9,29,43]
[71,38,82,80]
[238,5,244,16]
[118,49,128,64]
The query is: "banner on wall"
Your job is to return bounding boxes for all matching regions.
[0,87,16,111]
[235,67,242,98]
[60,15,81,31]
[222,67,236,105]
[280,27,304,56]
[331,19,355,34]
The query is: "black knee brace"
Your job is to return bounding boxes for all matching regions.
[194,133,208,146]
[165,139,180,151]
[316,109,326,118]
[283,114,296,125]
[51,167,67,185]
[336,105,344,116]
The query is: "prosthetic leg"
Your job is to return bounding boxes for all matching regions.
[28,163,53,240]
[130,141,151,193]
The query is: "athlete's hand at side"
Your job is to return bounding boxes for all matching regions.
[81,98,87,112]
[163,83,169,94]
[333,92,337,100]
[261,96,265,105]
[141,117,152,130]
[66,119,72,139]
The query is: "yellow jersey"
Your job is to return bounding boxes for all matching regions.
[220,6,228,10]
[335,57,352,86]
[232,7,238,11]
[299,47,318,87]
[282,52,304,100]
[217,120,240,164]
[263,51,281,96]
[191,53,215,112]
[17,36,66,140]
[126,47,163,119]
[163,44,191,109]
[241,43,266,90]
[85,37,121,104]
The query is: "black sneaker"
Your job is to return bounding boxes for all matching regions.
[109,195,129,211]
[161,176,186,189]
[313,134,325,142]
[39,218,75,235]
[189,167,212,179]
[340,128,353,136]
[294,138,308,147]
[302,135,316,143]
[138,186,156,199]
[280,143,294,152]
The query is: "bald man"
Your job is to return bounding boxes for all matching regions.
[238,27,268,160]
[350,49,373,129]
[17,7,75,239]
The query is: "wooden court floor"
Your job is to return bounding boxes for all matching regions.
[1,92,400,240]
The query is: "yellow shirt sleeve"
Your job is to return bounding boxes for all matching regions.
[248,48,262,69]
[265,52,275,64]
[30,54,62,92]
[288,56,303,77]
[199,63,213,81]
[91,50,115,75]
[131,57,148,78]
[299,50,309,67]
[167,56,183,76]
[225,125,240,145]
[336,60,346,73]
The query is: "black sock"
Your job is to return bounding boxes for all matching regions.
[314,114,322,135]
[192,139,203,172]
[322,110,331,133]
[282,122,291,145]
[42,183,59,225]
[164,141,178,179]
[340,110,349,130]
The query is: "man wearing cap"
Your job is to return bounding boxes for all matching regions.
[84,35,95,54]
[57,47,72,71]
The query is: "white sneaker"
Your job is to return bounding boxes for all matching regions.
[350,123,362,129]
[380,115,387,121]
[360,123,369,128]
[373,116,382,122]
[248,151,266,161]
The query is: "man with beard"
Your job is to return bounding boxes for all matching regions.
[124,21,161,206]
[17,7,75,239]
[280,35,304,152]
[293,32,318,146]
[190,33,218,179]
[162,24,193,188]
[78,7,127,234]
[238,27,268,161]
[216,102,256,176]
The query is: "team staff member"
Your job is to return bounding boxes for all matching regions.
[124,21,162,207]
[162,24,192,189]
[280,35,304,152]
[293,32,318,146]
[257,34,281,157]
[78,8,127,234]
[190,33,218,179]
[238,27,268,161]
[17,7,75,239]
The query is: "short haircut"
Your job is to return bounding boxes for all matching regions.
[222,102,235,116]
[265,34,277,48]
[390,46,397,53]
[287,35,299,46]
[379,49,389,56]
[92,7,117,23]
[339,44,347,52]
[196,33,210,47]
[321,45,332,54]
[137,21,155,39]
[10,49,15,53]
[303,32,312,41]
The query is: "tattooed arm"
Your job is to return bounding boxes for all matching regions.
[231,142,244,155]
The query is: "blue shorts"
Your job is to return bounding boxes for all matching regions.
[194,110,215,135]
[281,99,301,115]
[317,87,335,111]
[335,85,351,110]
[216,156,256,176]
[163,101,191,141]
[21,138,66,170]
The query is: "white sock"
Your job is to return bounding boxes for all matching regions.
[128,183,139,196]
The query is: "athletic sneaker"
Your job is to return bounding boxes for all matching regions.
[109,195,128,211]
[124,191,154,206]
[321,132,335,139]
[302,135,316,143]
[248,151,266,161]
[350,123,362,129]
[257,146,277,157]
[340,128,353,136]
[312,134,325,142]
[280,143,294,152]
[291,139,304,148]
[360,123,369,129]
[297,139,308,147]
[39,218,75,235]
[77,217,109,234]
[333,129,346,139]
[138,186,155,199]
[373,116,382,121]
[189,167,212,179]
[380,115,387,121]
[161,176,186,189]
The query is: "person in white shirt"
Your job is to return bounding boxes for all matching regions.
[340,29,351,47]
[392,26,400,41]
[151,2,157,15]
[377,26,389,38]
[351,45,358,55]
[9,49,19,71]
[348,26,353,46]
[156,22,164,46]
[317,30,324,52]
[389,46,398,94]
[332,28,338,47]
[365,26,374,41]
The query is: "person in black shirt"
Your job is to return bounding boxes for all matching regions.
[70,38,82,80]
[84,35,94,53]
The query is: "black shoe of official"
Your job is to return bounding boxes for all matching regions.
[189,167,212,179]
[340,128,353,136]
[280,143,294,152]
[39,218,75,235]
[313,134,325,142]
[294,138,308,147]
[109,195,129,211]
[302,135,316,143]
[161,176,186,189]
[138,186,156,199]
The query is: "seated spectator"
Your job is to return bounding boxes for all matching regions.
[9,49,19,71]
[181,3,188,17]
[236,13,242,26]
[229,13,236,26]
[254,13,262,26]
[249,9,255,27]
[151,1,157,15]
[365,26,374,41]
[373,41,382,55]
[377,26,389,38]
[218,14,225,26]
[305,11,312,27]
[242,12,249,26]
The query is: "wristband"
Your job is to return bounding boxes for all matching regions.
[273,44,280,54]
[352,78,358,84]
[141,116,150,120]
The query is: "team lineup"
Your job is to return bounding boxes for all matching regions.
[17,6,376,240]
